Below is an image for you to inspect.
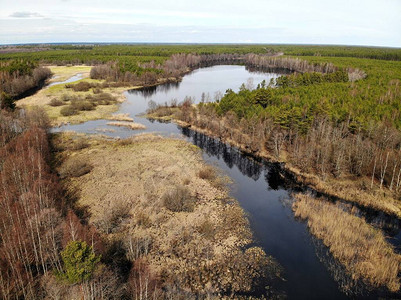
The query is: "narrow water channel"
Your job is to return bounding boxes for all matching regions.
[53,65,401,299]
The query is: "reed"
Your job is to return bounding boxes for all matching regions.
[293,193,401,292]
[107,121,146,130]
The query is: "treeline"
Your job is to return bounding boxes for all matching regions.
[274,70,349,88]
[244,54,366,81]
[275,45,401,61]
[0,45,268,76]
[148,54,401,213]
[90,53,363,88]
[90,53,203,84]
[204,80,401,194]
[2,44,401,64]
[157,97,401,212]
[1,43,395,80]
[245,53,336,73]
[226,58,401,130]
[0,59,51,109]
[0,108,124,299]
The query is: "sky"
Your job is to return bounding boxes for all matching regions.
[0,0,400,47]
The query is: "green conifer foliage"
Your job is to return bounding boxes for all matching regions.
[60,241,101,284]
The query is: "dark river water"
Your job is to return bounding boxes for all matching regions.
[53,65,401,299]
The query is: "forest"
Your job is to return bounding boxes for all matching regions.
[0,60,51,108]
[144,49,401,217]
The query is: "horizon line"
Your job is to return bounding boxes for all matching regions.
[1,42,400,49]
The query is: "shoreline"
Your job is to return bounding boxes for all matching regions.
[16,65,189,127]
[53,132,281,297]
[147,114,401,220]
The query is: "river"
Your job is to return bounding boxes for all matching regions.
[53,65,400,299]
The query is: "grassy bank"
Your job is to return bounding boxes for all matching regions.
[293,193,401,293]
[53,132,281,297]
[46,65,91,83]
[146,105,401,218]
[16,65,137,126]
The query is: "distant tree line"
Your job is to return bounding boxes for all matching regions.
[2,44,400,63]
[90,53,365,88]
[0,59,51,109]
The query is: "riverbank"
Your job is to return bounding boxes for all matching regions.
[15,65,190,127]
[293,193,401,293]
[53,132,281,297]
[147,108,401,219]
[146,107,401,296]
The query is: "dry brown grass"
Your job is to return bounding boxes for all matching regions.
[106,113,134,122]
[49,98,65,107]
[59,157,93,178]
[162,185,196,212]
[314,176,401,218]
[55,132,279,296]
[293,193,401,292]
[15,65,137,126]
[286,165,401,218]
[197,165,217,180]
[107,121,146,130]
[46,65,91,83]
[146,107,179,121]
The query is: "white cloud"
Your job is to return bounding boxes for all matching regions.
[0,0,400,46]
[9,11,44,18]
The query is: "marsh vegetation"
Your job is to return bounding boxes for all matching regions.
[54,133,281,298]
[2,44,401,298]
[293,193,401,293]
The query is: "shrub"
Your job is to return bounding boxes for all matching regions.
[93,87,102,94]
[71,138,89,150]
[198,219,215,239]
[86,93,116,105]
[49,98,65,107]
[136,211,151,227]
[60,94,70,102]
[59,240,101,284]
[60,158,93,178]
[116,138,133,146]
[94,200,130,234]
[71,99,95,111]
[60,105,78,116]
[66,81,92,92]
[163,185,195,212]
[0,92,15,110]
[198,165,216,181]
[95,93,116,105]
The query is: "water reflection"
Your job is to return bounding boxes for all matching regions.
[264,164,286,191]
[127,65,288,100]
[181,125,401,298]
[181,127,263,181]
[129,81,181,98]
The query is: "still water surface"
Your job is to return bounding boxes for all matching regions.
[54,65,400,299]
